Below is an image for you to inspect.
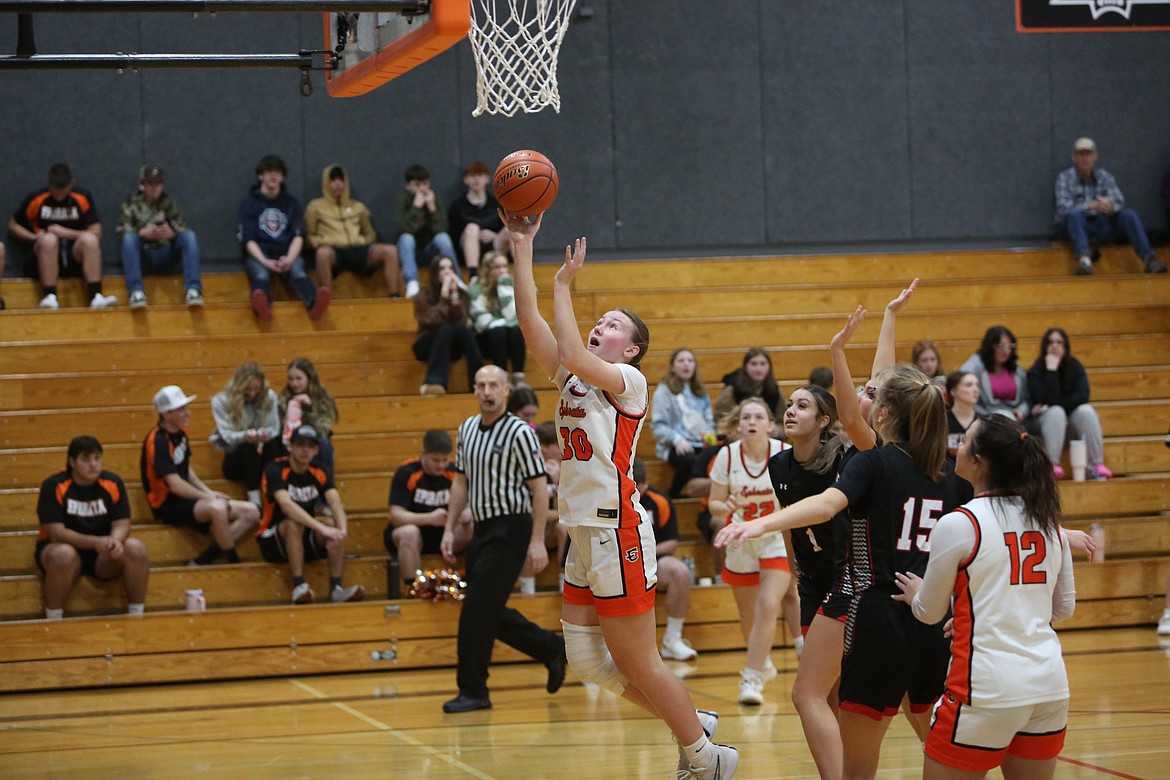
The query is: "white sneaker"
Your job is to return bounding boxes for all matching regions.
[1157,613,1170,636]
[661,634,699,661]
[793,634,805,659]
[331,584,365,603]
[676,709,719,774]
[185,288,204,307]
[291,582,314,604]
[129,290,148,309]
[762,657,778,681]
[736,668,764,706]
[39,293,59,309]
[683,743,739,780]
[405,279,420,298]
[90,293,118,309]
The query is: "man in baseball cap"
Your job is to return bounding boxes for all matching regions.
[1055,137,1167,276]
[117,163,205,309]
[257,424,364,604]
[142,384,259,565]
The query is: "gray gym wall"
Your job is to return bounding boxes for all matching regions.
[1,0,1168,272]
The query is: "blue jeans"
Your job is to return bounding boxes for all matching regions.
[121,230,202,293]
[244,256,318,308]
[1061,209,1155,261]
[396,231,458,282]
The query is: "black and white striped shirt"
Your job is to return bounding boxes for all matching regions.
[455,412,546,522]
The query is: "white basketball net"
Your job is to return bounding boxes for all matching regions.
[468,0,577,116]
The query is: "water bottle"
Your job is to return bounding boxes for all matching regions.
[386,556,402,599]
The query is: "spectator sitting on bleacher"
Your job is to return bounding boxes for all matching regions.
[142,385,259,566]
[118,164,204,309]
[652,347,716,497]
[211,362,280,507]
[507,385,539,427]
[807,366,833,391]
[396,164,457,299]
[633,457,698,662]
[37,435,147,620]
[413,255,484,396]
[960,325,1031,425]
[257,425,363,604]
[7,163,117,310]
[910,338,944,383]
[265,357,338,477]
[384,429,472,591]
[1025,327,1111,481]
[1055,137,1167,276]
[448,161,512,280]
[714,347,787,438]
[305,164,400,297]
[470,252,527,386]
[238,154,330,322]
[518,421,566,594]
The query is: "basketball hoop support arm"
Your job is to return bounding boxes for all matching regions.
[1,1,429,95]
[0,1,427,12]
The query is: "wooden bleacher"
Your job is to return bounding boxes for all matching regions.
[0,244,1166,692]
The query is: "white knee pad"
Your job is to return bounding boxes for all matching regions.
[562,620,628,696]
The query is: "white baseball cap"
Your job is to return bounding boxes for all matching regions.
[1074,137,1096,153]
[153,385,197,413]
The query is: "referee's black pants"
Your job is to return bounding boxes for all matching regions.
[456,513,562,699]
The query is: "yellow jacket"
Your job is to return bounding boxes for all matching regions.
[304,164,378,249]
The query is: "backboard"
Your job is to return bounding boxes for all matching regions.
[323,0,470,98]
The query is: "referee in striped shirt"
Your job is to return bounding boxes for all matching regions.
[439,365,566,713]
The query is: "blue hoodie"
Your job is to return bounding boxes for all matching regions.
[237,183,305,259]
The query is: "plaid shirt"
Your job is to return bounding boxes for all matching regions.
[1054,166,1126,223]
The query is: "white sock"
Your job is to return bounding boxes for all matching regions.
[1162,609,1170,619]
[127,603,145,615]
[45,608,63,620]
[519,576,536,594]
[665,616,686,641]
[793,634,805,657]
[684,735,715,769]
[247,489,261,506]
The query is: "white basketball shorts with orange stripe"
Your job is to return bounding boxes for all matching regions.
[562,524,657,617]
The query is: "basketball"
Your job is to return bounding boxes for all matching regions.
[493,150,559,217]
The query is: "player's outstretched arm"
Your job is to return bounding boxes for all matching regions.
[502,210,559,377]
[552,238,628,395]
[832,306,877,452]
[871,278,918,378]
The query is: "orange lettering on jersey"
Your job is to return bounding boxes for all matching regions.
[559,400,586,419]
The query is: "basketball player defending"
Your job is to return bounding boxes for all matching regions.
[507,209,738,780]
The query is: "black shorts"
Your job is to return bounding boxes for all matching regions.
[35,539,101,577]
[257,522,328,563]
[153,495,204,530]
[839,593,949,719]
[817,589,852,622]
[797,582,832,630]
[382,524,445,556]
[695,509,714,543]
[326,245,377,276]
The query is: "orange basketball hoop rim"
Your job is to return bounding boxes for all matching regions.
[323,0,469,98]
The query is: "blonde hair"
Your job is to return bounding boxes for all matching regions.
[718,396,772,438]
[480,251,510,314]
[873,364,947,480]
[222,361,273,429]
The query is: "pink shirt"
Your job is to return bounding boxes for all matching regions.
[988,369,1018,402]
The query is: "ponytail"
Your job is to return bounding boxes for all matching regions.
[968,415,1061,535]
[874,364,947,480]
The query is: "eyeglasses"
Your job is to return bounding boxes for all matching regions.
[1046,339,1065,345]
[995,342,1016,351]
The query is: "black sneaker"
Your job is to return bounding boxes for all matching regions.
[1142,256,1167,274]
[546,644,567,694]
[442,694,492,713]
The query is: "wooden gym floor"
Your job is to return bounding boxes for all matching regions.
[0,627,1167,779]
